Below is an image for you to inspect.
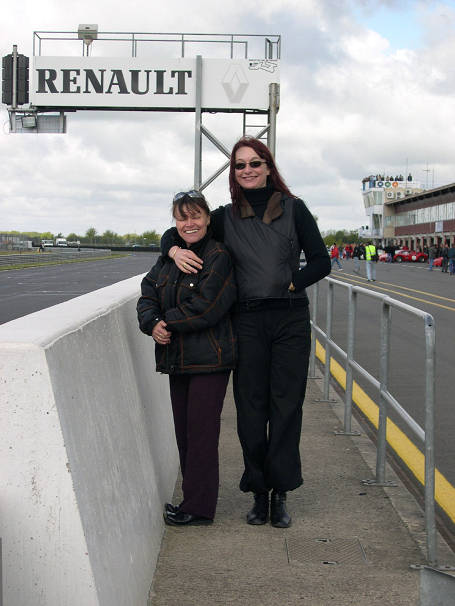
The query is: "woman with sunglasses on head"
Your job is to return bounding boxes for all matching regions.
[161,137,330,528]
[137,191,237,526]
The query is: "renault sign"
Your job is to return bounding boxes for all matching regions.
[31,57,280,112]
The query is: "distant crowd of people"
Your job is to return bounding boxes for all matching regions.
[374,174,411,182]
[329,242,378,281]
[329,240,455,276]
[365,173,413,185]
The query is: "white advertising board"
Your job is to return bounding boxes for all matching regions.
[30,57,280,111]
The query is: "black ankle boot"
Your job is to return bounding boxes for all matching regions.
[270,490,291,528]
[246,492,269,525]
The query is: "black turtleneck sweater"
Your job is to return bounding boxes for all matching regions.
[161,187,330,294]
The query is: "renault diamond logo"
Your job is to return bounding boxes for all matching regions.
[222,64,249,102]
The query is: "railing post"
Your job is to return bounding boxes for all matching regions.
[335,287,360,436]
[376,301,391,483]
[322,281,333,400]
[315,281,337,404]
[309,281,319,378]
[424,314,437,566]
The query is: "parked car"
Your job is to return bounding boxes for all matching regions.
[433,257,443,267]
[394,250,428,263]
[378,252,388,262]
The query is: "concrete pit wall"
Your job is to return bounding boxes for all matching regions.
[0,276,178,606]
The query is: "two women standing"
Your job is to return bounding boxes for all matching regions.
[141,136,330,528]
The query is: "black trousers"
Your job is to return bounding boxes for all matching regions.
[169,371,230,519]
[233,304,311,494]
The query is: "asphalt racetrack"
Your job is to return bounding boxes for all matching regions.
[1,252,454,529]
[0,252,159,324]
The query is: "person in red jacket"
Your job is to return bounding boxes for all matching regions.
[330,244,343,270]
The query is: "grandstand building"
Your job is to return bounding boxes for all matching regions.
[360,175,455,249]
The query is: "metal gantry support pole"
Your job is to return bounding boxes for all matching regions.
[193,55,203,190]
[267,83,279,157]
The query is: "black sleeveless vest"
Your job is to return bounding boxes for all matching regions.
[223,193,308,303]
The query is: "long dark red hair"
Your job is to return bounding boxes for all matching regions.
[229,137,294,211]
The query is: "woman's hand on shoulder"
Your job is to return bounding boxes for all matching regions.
[170,246,203,274]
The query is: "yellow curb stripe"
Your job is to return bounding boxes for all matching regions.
[315,340,455,524]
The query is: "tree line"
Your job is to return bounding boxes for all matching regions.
[3,227,162,246]
[4,226,360,248]
[322,229,362,247]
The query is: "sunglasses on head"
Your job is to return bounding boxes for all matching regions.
[173,190,204,202]
[234,160,267,171]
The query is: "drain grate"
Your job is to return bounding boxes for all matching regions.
[285,537,368,566]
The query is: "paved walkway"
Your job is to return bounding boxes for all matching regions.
[149,376,455,605]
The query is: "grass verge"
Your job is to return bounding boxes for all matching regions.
[0,254,129,271]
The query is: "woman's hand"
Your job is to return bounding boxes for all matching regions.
[152,320,172,345]
[170,246,203,274]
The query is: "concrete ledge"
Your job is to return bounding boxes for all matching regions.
[0,276,178,606]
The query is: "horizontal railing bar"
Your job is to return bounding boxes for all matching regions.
[326,277,433,322]
[311,323,426,441]
[34,30,281,38]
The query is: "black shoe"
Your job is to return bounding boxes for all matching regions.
[246,492,269,525]
[164,511,213,526]
[164,502,180,515]
[270,491,292,528]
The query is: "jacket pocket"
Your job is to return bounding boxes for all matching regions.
[180,330,221,369]
[208,329,222,364]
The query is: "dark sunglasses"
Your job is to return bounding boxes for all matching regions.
[173,190,204,202]
[234,160,267,170]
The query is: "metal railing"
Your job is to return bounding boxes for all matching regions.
[0,249,112,267]
[32,31,281,60]
[309,276,437,565]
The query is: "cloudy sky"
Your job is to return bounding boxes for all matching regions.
[1,0,455,238]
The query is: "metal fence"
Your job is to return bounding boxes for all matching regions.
[309,276,437,566]
[0,249,113,267]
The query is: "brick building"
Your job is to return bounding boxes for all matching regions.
[360,175,455,249]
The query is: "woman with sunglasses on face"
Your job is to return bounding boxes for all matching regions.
[161,137,330,528]
[137,191,237,526]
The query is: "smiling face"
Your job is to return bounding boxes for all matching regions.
[234,145,270,190]
[174,203,210,246]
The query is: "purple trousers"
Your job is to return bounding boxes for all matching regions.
[169,371,230,519]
